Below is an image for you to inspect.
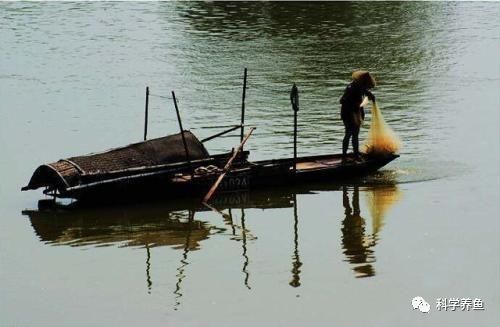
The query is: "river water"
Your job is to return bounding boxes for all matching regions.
[1,2,499,326]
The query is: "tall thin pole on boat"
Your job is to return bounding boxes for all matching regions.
[172,91,191,165]
[290,83,299,174]
[240,68,248,145]
[144,86,149,141]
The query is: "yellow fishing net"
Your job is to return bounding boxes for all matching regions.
[362,102,401,155]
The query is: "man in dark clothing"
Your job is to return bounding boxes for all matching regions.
[339,70,376,161]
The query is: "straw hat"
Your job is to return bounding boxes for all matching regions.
[352,70,376,89]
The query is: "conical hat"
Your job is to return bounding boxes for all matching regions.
[352,70,376,89]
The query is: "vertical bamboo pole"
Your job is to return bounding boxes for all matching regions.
[144,86,149,141]
[171,91,190,165]
[240,68,248,145]
[294,107,298,173]
[290,83,299,174]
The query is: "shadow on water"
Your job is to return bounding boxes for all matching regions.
[23,202,218,310]
[342,185,375,278]
[22,178,402,309]
[290,193,302,288]
[23,203,213,249]
[341,184,402,278]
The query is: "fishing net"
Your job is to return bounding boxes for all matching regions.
[362,102,401,155]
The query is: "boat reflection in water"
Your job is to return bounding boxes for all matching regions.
[25,203,212,249]
[23,181,401,306]
[23,201,216,300]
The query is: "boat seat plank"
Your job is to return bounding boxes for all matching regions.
[317,159,342,166]
[171,175,192,183]
[296,157,343,171]
[296,161,329,170]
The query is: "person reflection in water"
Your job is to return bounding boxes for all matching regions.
[339,70,376,162]
[341,185,376,278]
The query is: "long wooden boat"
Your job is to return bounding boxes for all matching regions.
[22,72,399,203]
[22,130,398,203]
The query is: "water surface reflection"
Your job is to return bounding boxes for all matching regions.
[341,185,401,278]
[2,1,499,324]
[23,181,401,308]
[24,203,212,249]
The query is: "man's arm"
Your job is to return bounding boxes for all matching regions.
[366,90,376,102]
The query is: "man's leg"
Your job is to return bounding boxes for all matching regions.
[343,125,352,158]
[352,125,360,158]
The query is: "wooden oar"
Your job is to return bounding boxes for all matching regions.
[202,127,255,203]
[203,202,230,219]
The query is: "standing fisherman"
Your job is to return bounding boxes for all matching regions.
[339,70,376,162]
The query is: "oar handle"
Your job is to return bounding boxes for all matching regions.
[203,127,255,203]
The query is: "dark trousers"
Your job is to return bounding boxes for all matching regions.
[342,120,360,157]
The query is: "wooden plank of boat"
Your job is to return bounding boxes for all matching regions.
[169,152,398,193]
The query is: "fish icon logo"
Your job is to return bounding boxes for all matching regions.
[412,296,431,313]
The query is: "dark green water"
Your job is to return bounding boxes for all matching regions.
[1,2,499,326]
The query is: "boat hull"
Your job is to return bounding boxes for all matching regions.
[61,153,399,203]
